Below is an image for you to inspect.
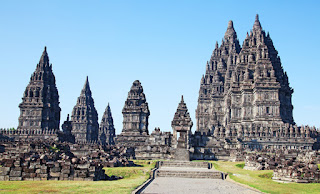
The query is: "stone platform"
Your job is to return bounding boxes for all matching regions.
[155,161,224,179]
[158,161,211,168]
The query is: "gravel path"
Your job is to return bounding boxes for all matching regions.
[141,177,261,194]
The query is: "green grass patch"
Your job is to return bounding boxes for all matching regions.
[258,172,273,179]
[213,161,320,194]
[0,160,156,194]
[235,162,245,169]
[318,164,320,170]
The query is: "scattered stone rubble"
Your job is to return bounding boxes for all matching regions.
[0,140,133,181]
[243,150,320,183]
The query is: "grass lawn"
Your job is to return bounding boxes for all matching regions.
[213,161,320,194]
[0,160,156,194]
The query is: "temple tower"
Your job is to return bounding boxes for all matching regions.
[122,80,150,135]
[17,47,61,131]
[196,20,241,133]
[99,103,116,145]
[70,76,99,143]
[117,80,150,148]
[196,15,294,134]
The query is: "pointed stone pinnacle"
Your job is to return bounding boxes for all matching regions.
[224,20,236,38]
[81,76,91,95]
[228,20,233,29]
[253,14,262,31]
[39,46,50,67]
[181,95,184,102]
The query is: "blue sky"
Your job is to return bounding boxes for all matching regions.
[0,1,320,134]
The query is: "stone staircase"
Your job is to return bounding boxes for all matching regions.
[155,161,225,179]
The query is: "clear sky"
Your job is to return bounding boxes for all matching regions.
[0,1,320,134]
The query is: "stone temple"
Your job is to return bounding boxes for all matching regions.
[117,80,151,148]
[70,77,99,143]
[194,14,316,150]
[17,47,61,132]
[99,103,116,145]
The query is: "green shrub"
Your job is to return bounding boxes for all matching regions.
[235,162,245,169]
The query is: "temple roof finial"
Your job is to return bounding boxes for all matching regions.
[39,46,49,67]
[224,20,236,37]
[81,76,91,95]
[228,20,233,29]
[181,95,184,103]
[253,14,262,31]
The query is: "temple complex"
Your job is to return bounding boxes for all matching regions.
[0,15,319,163]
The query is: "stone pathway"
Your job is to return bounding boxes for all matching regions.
[141,177,261,194]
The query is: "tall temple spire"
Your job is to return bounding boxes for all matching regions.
[253,14,262,31]
[99,103,116,145]
[18,47,61,131]
[70,77,99,143]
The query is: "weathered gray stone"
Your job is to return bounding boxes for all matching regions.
[70,77,99,143]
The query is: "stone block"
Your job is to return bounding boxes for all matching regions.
[61,169,70,174]
[74,177,84,181]
[39,173,48,178]
[77,164,90,169]
[51,167,61,173]
[0,175,9,181]
[0,167,10,175]
[24,178,34,181]
[9,177,22,181]
[50,172,60,177]
[9,170,22,177]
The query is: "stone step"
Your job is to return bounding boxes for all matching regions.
[156,169,224,179]
[158,161,211,169]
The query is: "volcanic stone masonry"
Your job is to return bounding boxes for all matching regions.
[171,96,193,161]
[99,103,116,145]
[17,47,61,134]
[0,140,133,181]
[116,80,150,148]
[0,15,320,163]
[194,14,319,150]
[70,77,99,143]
